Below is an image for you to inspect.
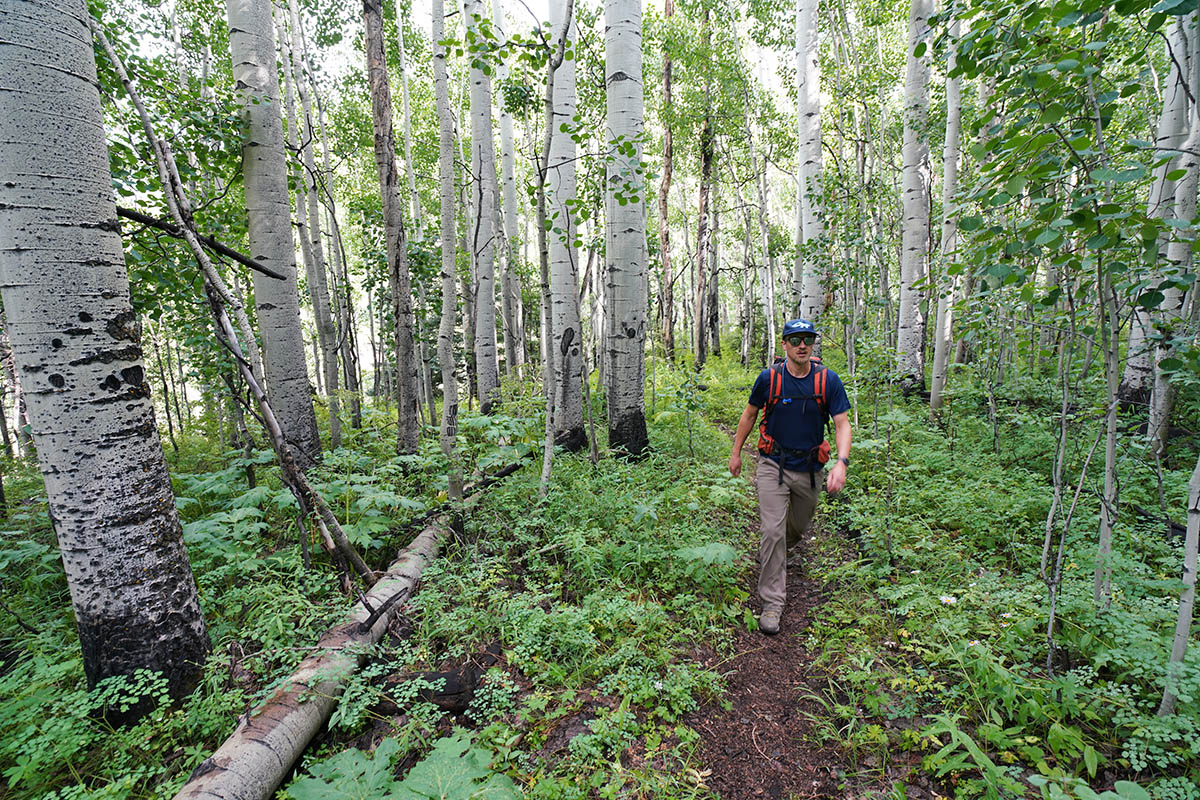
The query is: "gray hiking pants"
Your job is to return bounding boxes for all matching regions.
[756,456,823,613]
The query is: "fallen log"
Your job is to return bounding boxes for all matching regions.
[175,520,445,800]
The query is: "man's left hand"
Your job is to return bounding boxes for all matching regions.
[826,461,847,494]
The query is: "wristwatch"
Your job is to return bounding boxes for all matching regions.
[838,457,850,467]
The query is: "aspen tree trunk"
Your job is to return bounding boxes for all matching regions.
[394,1,423,242]
[433,0,464,507]
[301,15,361,427]
[795,0,825,326]
[605,0,649,457]
[0,0,208,706]
[225,0,320,465]
[749,119,777,366]
[659,0,676,361]
[1158,453,1200,715]
[896,0,932,391]
[547,0,585,451]
[364,0,420,453]
[694,113,714,370]
[287,0,341,448]
[708,166,721,357]
[1150,14,1198,458]
[493,0,525,375]
[1123,19,1191,406]
[929,17,961,414]
[465,0,501,413]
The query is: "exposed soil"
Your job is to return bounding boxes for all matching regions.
[685,437,914,800]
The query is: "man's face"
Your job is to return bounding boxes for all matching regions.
[783,333,816,366]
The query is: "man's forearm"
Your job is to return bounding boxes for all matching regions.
[834,415,852,461]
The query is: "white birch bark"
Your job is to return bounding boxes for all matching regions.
[0,0,208,703]
[795,0,825,327]
[433,0,464,504]
[930,17,961,413]
[493,0,525,374]
[1158,453,1200,715]
[604,0,649,456]
[1124,19,1191,405]
[226,0,320,464]
[1150,14,1198,457]
[363,0,420,453]
[548,1,585,450]
[750,119,777,365]
[465,0,500,413]
[394,0,423,243]
[286,0,341,448]
[896,0,932,390]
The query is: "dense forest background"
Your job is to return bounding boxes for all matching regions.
[0,0,1198,797]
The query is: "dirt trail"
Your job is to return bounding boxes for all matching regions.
[685,437,891,799]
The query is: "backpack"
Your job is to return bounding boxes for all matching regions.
[757,361,831,484]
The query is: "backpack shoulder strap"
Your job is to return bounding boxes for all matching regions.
[814,365,828,418]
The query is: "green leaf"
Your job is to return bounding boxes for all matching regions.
[1167,168,1188,181]
[392,730,519,799]
[1040,104,1065,125]
[287,739,401,800]
[1083,744,1099,778]
[959,215,984,231]
[913,41,926,58]
[1112,781,1151,800]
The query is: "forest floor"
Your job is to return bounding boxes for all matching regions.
[685,435,934,800]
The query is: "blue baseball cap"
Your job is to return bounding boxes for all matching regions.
[782,319,818,338]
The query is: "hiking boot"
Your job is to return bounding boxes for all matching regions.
[759,609,781,636]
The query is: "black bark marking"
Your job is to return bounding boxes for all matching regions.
[79,312,93,322]
[559,326,575,357]
[64,328,93,337]
[51,338,64,349]
[69,345,142,367]
[101,374,122,391]
[49,374,64,388]
[105,311,139,343]
[120,366,144,386]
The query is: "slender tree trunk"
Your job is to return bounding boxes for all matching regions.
[896,0,932,391]
[287,0,341,448]
[547,1,585,451]
[433,0,464,511]
[225,0,320,466]
[749,118,777,366]
[0,0,208,709]
[493,0,525,375]
[604,0,649,457]
[708,164,721,357]
[1124,18,1191,407]
[465,0,501,413]
[364,0,420,453]
[795,0,825,327]
[929,17,961,414]
[394,0,423,242]
[1158,453,1200,715]
[659,0,676,361]
[694,103,714,370]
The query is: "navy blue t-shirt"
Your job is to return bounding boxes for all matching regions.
[749,364,851,471]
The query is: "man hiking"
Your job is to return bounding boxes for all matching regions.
[729,319,852,635]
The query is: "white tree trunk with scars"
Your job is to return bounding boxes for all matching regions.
[493,0,525,375]
[225,0,320,464]
[1150,14,1198,457]
[604,0,649,457]
[0,0,208,702]
[896,0,932,389]
[394,1,423,242]
[174,521,447,800]
[363,0,420,453]
[548,1,585,451]
[1159,453,1200,716]
[930,17,961,413]
[1124,19,1191,405]
[465,0,501,413]
[433,0,463,502]
[749,117,777,364]
[795,0,824,326]
[286,0,341,448]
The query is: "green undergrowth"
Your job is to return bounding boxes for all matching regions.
[804,368,1200,799]
[281,359,755,799]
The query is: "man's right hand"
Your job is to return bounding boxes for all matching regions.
[729,452,742,477]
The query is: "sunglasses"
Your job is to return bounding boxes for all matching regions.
[785,335,816,347]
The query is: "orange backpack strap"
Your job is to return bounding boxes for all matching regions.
[757,364,784,455]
